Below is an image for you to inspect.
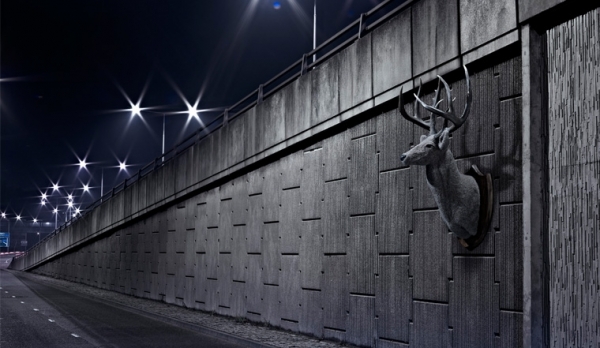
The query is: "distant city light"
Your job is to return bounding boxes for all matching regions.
[33,218,38,223]
[53,183,59,191]
[41,200,46,206]
[75,208,81,214]
[16,215,21,221]
[68,201,74,208]
[41,193,47,200]
[68,194,73,200]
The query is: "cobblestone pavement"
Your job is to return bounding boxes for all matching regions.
[10,270,357,348]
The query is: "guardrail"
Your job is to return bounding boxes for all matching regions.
[21,0,413,257]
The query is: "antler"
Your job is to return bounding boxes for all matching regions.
[414,65,472,133]
[398,80,443,136]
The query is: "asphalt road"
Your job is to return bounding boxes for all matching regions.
[0,256,249,348]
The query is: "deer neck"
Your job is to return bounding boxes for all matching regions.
[425,150,462,192]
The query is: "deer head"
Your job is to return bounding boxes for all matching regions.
[399,66,472,165]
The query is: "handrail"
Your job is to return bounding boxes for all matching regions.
[15,0,413,260]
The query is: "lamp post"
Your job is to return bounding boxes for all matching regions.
[313,0,317,62]
[1,212,9,252]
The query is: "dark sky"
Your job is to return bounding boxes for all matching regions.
[1,0,386,229]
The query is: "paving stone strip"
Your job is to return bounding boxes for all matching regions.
[10,270,356,348]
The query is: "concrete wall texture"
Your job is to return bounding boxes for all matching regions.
[10,1,600,347]
[547,8,600,348]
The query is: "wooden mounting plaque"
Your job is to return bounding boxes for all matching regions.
[458,165,493,251]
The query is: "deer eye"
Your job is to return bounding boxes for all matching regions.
[425,144,434,148]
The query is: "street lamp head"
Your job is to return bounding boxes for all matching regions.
[83,184,90,192]
[75,208,81,214]
[53,183,60,191]
[16,215,21,221]
[1,212,5,219]
[187,103,199,119]
[79,159,87,169]
[33,218,38,223]
[119,161,127,171]
[41,200,46,206]
[53,208,58,214]
[67,194,73,200]
[130,103,142,118]
[68,201,74,208]
[41,193,47,200]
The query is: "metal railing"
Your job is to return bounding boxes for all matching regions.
[21,0,413,257]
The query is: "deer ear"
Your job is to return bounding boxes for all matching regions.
[420,135,427,142]
[438,129,451,151]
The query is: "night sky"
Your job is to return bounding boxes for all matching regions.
[1,0,385,233]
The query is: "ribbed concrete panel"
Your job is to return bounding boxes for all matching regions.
[184,230,195,278]
[323,131,349,182]
[459,0,517,52]
[348,295,375,347]
[262,162,281,223]
[322,255,348,331]
[206,228,219,279]
[230,281,246,317]
[175,206,186,253]
[219,199,233,253]
[163,160,176,199]
[262,284,280,326]
[279,151,303,190]
[206,188,220,228]
[175,151,189,193]
[300,220,322,289]
[350,116,376,140]
[194,202,207,253]
[377,169,410,254]
[284,75,311,140]
[349,216,376,295]
[231,177,248,226]
[496,204,523,310]
[412,301,450,348]
[193,253,207,305]
[246,195,263,254]
[245,254,263,316]
[279,255,301,322]
[548,11,600,346]
[301,148,324,220]
[377,109,412,172]
[410,211,451,302]
[450,257,498,348]
[339,34,372,112]
[204,278,218,312]
[311,56,339,126]
[412,0,458,76]
[372,7,411,96]
[231,225,246,282]
[217,253,232,311]
[299,289,323,337]
[498,310,523,348]
[323,180,348,254]
[495,55,522,99]
[349,135,377,215]
[498,97,523,203]
[279,188,301,254]
[262,223,280,285]
[376,256,410,343]
[450,68,498,159]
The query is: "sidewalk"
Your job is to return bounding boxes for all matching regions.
[10,270,357,348]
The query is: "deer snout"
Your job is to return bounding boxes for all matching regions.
[400,154,407,163]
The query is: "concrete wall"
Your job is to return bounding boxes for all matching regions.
[547,8,600,347]
[27,55,524,347]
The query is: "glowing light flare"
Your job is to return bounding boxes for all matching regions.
[273,1,281,9]
[33,218,38,223]
[67,194,73,201]
[53,183,60,191]
[41,193,47,200]
[1,213,6,218]
[16,215,21,221]
[41,200,46,206]
[119,161,127,171]
[53,209,58,214]
[79,159,87,169]
[68,201,74,208]
[83,184,90,192]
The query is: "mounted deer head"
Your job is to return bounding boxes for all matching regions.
[399,66,491,249]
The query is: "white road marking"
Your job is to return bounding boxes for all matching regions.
[33,308,39,311]
[11,296,15,298]
[20,301,24,304]
[71,334,79,338]
[48,319,55,323]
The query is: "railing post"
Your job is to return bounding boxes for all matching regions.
[301,53,308,76]
[358,13,366,38]
[223,108,229,126]
[257,84,264,105]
